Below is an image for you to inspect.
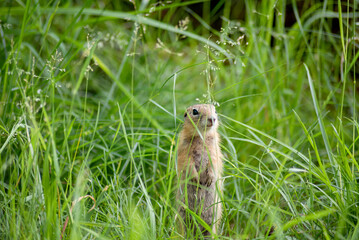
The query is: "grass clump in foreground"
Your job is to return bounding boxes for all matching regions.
[0,0,358,239]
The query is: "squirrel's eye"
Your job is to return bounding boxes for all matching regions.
[184,113,187,118]
[193,109,199,115]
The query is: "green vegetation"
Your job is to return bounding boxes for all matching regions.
[0,0,358,239]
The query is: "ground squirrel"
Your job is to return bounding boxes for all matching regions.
[177,104,223,237]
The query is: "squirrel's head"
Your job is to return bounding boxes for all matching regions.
[183,104,218,135]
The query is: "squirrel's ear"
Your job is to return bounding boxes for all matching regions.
[184,113,187,118]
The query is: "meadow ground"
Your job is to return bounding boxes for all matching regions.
[0,0,358,239]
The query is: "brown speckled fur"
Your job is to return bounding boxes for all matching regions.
[177,104,223,237]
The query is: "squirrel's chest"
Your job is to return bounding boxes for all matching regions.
[190,148,209,172]
[188,139,215,171]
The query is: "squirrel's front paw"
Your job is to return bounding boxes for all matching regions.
[190,174,199,184]
[201,178,213,187]
[200,169,215,187]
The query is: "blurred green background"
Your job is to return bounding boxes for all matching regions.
[0,0,358,239]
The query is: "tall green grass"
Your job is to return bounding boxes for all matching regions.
[0,0,358,239]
